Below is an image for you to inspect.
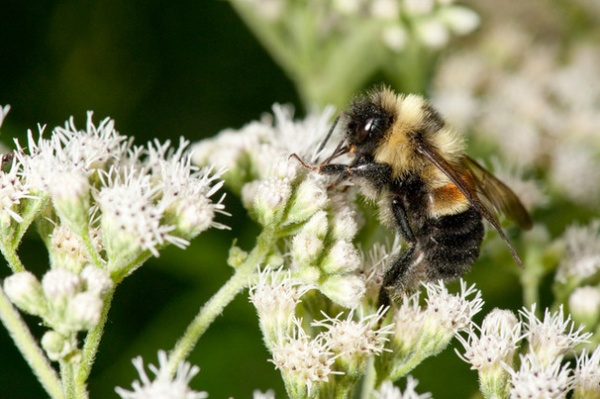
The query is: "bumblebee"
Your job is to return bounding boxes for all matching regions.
[295,87,532,307]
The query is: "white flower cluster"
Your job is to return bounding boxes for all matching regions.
[194,105,365,308]
[4,266,113,361]
[116,350,208,399]
[2,112,226,270]
[556,220,600,285]
[376,280,483,382]
[432,28,600,207]
[374,377,432,399]
[456,304,596,398]
[234,0,479,52]
[0,110,226,362]
[250,268,483,397]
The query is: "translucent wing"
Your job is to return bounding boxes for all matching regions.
[415,139,527,268]
[462,156,532,230]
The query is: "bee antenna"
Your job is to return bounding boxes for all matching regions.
[314,114,341,161]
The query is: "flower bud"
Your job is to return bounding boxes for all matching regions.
[285,177,328,225]
[66,292,103,330]
[41,330,78,362]
[4,272,47,316]
[320,240,361,274]
[568,286,600,330]
[80,265,113,296]
[320,275,365,308]
[42,268,81,303]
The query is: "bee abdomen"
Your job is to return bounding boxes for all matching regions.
[420,207,484,280]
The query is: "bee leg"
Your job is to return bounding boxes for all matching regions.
[378,245,416,308]
[320,161,392,182]
[391,196,415,243]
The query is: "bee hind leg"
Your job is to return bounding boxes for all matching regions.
[378,245,417,308]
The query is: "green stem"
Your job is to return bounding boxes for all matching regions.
[166,227,276,375]
[520,250,544,309]
[0,284,64,399]
[0,244,25,272]
[110,251,153,284]
[60,360,75,399]
[360,357,377,399]
[74,286,115,399]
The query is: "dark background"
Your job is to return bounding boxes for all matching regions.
[0,2,524,398]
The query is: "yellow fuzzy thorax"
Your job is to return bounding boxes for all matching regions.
[372,90,466,188]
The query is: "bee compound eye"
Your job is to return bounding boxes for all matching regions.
[357,117,379,143]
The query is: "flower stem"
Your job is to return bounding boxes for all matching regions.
[166,227,276,375]
[0,244,25,272]
[80,227,103,269]
[74,286,116,399]
[0,284,64,399]
[360,357,377,399]
[60,360,75,399]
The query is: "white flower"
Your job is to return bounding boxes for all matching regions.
[148,138,228,237]
[115,350,207,399]
[17,113,128,222]
[390,290,426,354]
[371,0,400,20]
[423,279,484,336]
[374,377,432,399]
[550,143,600,207]
[415,18,449,48]
[319,274,366,309]
[249,176,292,225]
[270,319,337,397]
[506,354,573,399]
[285,175,329,225]
[403,0,434,15]
[41,331,78,362]
[42,268,82,303]
[0,104,10,128]
[3,271,46,316]
[80,265,113,296]
[65,292,103,330]
[556,220,600,283]
[455,309,522,398]
[98,167,187,261]
[51,112,128,173]
[49,224,93,272]
[320,240,362,274]
[439,6,479,35]
[330,199,359,241]
[568,286,600,329]
[315,308,392,373]
[0,157,33,225]
[249,268,311,346]
[456,308,522,372]
[253,390,275,399]
[573,347,600,398]
[382,25,408,52]
[520,304,591,367]
[268,104,336,162]
[191,105,335,187]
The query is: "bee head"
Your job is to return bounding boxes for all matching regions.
[343,96,395,158]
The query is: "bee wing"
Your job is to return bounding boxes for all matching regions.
[462,156,532,230]
[415,139,525,268]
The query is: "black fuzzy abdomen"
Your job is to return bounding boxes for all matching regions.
[418,207,484,281]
